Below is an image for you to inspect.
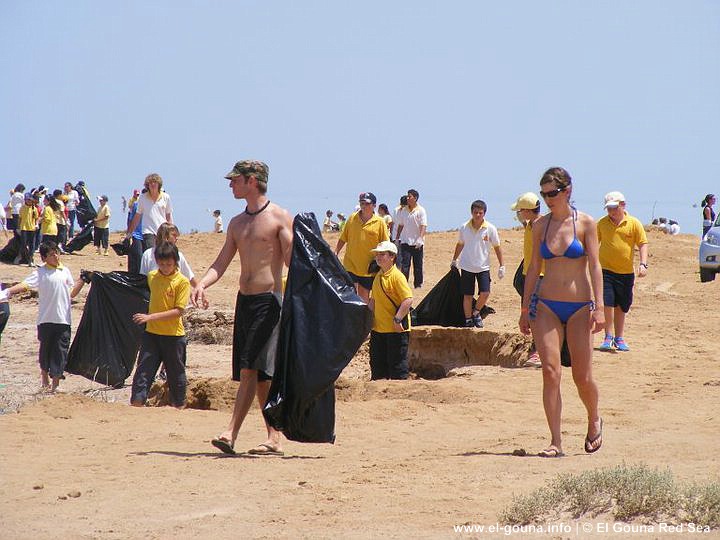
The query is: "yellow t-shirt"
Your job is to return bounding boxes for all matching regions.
[371,265,412,333]
[339,212,389,277]
[95,205,111,229]
[54,199,67,226]
[597,213,648,274]
[19,204,39,232]
[146,269,190,336]
[40,206,58,236]
[522,222,545,276]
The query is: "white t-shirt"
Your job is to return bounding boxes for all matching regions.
[10,191,25,215]
[457,219,501,273]
[137,192,173,235]
[392,206,406,241]
[22,264,75,325]
[139,247,194,281]
[65,189,79,211]
[399,204,427,246]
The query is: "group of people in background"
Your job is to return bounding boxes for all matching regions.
[2,181,113,264]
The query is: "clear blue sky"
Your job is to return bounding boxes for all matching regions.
[2,1,718,234]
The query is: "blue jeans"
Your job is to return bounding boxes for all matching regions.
[400,243,424,287]
[20,230,35,263]
[67,210,77,237]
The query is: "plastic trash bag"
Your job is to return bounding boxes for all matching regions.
[65,224,94,253]
[412,268,495,327]
[263,213,372,443]
[74,182,97,227]
[0,235,21,264]
[66,271,149,387]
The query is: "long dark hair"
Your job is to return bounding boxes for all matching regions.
[44,194,61,212]
[702,194,715,207]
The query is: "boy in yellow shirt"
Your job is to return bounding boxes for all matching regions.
[19,193,40,266]
[93,195,111,255]
[130,242,191,408]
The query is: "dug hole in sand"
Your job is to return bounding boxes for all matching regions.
[151,313,531,409]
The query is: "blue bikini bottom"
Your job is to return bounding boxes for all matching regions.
[529,295,594,324]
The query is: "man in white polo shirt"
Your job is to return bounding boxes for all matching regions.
[451,200,505,328]
[395,189,427,288]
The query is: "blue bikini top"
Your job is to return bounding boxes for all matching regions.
[540,211,586,259]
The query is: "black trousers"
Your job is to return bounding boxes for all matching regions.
[400,243,423,287]
[131,332,187,406]
[93,227,109,249]
[37,323,71,378]
[127,237,144,274]
[369,330,409,380]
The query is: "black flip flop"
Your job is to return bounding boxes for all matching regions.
[584,418,603,454]
[211,436,236,455]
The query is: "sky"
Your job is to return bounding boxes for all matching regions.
[1,1,718,235]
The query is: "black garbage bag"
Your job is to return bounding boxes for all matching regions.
[65,223,94,253]
[67,271,149,387]
[263,213,372,443]
[75,183,97,227]
[412,268,495,327]
[412,267,465,327]
[111,240,128,256]
[0,235,21,264]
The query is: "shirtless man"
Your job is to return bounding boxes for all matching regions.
[191,160,293,456]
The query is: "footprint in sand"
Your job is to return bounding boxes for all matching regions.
[655,281,676,294]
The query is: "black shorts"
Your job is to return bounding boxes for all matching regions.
[460,270,491,296]
[233,292,281,382]
[348,272,374,291]
[603,269,635,313]
[37,322,71,378]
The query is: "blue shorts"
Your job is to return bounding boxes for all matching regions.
[602,269,635,313]
[460,270,491,296]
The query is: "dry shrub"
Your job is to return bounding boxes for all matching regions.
[500,464,720,528]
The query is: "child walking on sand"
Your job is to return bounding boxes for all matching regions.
[451,200,505,328]
[130,242,191,408]
[0,241,86,391]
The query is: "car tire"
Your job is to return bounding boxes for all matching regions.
[700,267,716,283]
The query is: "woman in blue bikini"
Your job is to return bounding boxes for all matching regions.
[519,167,604,458]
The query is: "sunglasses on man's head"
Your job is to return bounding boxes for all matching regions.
[540,187,567,199]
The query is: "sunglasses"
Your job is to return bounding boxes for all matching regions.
[540,187,567,199]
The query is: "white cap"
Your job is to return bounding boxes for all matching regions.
[604,191,625,208]
[370,240,398,255]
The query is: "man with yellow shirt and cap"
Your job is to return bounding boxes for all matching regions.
[597,191,648,352]
[511,192,543,366]
[335,192,389,303]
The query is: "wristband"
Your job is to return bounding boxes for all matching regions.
[393,316,402,324]
[639,263,648,268]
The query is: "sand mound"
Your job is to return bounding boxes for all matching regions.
[147,377,238,410]
[184,308,234,345]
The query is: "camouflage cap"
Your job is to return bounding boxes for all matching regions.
[224,160,269,183]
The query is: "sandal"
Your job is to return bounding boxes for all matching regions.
[538,447,565,458]
[584,418,603,453]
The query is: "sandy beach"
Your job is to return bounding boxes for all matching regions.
[1,226,717,539]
